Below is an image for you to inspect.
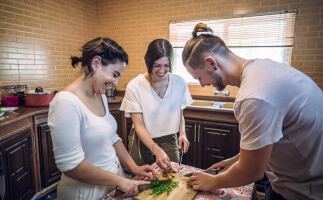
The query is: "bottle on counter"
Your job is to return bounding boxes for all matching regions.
[1,85,18,106]
[16,84,28,105]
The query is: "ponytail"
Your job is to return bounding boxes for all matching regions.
[71,56,82,68]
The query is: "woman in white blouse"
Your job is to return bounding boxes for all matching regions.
[120,39,193,171]
[48,37,157,200]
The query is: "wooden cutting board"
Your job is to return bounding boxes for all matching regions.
[134,172,197,200]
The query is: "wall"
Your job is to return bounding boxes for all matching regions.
[97,0,323,97]
[0,0,322,99]
[0,0,98,99]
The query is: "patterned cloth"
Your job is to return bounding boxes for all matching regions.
[101,162,255,200]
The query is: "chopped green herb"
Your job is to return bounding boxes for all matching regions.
[149,179,179,196]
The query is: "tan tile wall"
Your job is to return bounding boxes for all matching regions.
[97,0,323,98]
[1,0,322,100]
[0,0,98,100]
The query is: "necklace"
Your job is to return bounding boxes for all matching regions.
[240,59,252,82]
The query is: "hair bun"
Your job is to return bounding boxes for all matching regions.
[71,56,82,68]
[192,23,213,37]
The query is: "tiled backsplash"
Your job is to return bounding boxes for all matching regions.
[1,0,322,100]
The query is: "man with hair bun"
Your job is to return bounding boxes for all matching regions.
[182,23,323,200]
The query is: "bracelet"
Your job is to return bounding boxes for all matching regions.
[151,143,157,154]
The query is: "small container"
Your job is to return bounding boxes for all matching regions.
[1,85,18,106]
[16,84,28,105]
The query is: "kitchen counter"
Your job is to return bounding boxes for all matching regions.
[0,96,123,122]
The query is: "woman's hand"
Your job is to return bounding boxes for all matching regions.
[153,146,174,172]
[132,165,158,180]
[178,134,190,153]
[117,178,150,197]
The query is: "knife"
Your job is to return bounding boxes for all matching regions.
[178,149,184,172]
[184,168,220,177]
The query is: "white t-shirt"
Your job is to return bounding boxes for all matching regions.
[235,59,323,200]
[120,73,193,138]
[48,91,121,172]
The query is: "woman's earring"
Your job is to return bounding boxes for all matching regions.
[92,69,97,77]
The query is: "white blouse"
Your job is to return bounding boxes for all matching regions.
[48,91,121,172]
[120,73,193,138]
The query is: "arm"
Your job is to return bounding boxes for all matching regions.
[113,140,157,179]
[190,144,272,191]
[64,161,150,197]
[178,110,190,153]
[131,113,174,171]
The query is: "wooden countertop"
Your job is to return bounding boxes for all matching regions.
[0,94,237,127]
[0,96,124,126]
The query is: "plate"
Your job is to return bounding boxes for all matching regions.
[0,107,18,112]
[0,112,4,116]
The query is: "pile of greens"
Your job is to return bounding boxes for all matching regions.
[150,179,179,196]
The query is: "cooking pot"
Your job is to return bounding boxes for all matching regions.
[25,87,55,107]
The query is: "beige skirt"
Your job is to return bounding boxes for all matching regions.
[57,158,125,200]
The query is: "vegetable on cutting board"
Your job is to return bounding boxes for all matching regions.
[150,179,179,196]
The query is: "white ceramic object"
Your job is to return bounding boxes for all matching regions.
[1,107,18,112]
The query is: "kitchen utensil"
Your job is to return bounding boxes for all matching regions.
[178,149,183,172]
[16,84,28,105]
[25,87,55,107]
[184,168,220,177]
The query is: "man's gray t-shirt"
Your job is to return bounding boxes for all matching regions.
[235,59,323,200]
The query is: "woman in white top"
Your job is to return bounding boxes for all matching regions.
[120,39,193,171]
[48,37,157,200]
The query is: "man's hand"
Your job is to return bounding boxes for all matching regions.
[189,172,217,191]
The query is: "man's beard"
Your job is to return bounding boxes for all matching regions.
[208,71,225,91]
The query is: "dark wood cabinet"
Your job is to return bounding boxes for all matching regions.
[182,118,240,169]
[0,128,35,200]
[200,121,240,169]
[181,119,199,167]
[110,110,123,139]
[37,123,61,189]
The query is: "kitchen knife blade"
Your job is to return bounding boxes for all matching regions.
[178,149,184,172]
[184,168,220,177]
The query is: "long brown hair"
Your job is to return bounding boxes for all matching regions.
[144,39,174,74]
[182,23,231,69]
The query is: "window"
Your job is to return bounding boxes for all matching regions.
[170,9,297,84]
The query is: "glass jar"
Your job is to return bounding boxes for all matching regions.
[1,85,18,106]
[16,85,28,105]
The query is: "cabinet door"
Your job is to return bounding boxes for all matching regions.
[181,119,198,168]
[110,110,123,140]
[0,129,35,200]
[38,123,61,188]
[200,121,240,169]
